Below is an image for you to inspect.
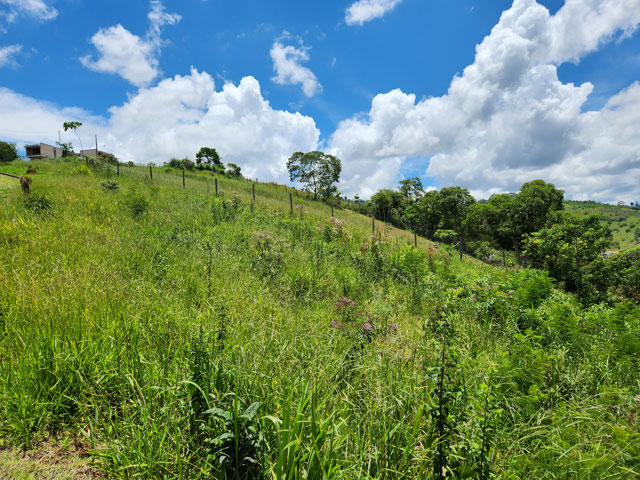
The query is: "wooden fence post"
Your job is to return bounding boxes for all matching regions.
[414,232,417,248]
[252,183,256,203]
[215,178,218,195]
[372,216,375,234]
[149,165,153,180]
[289,192,293,214]
[331,204,334,217]
[182,170,185,188]
[117,162,119,177]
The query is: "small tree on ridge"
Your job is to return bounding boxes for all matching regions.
[286,151,342,200]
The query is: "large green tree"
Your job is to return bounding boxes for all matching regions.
[525,213,612,302]
[369,189,407,225]
[514,180,564,231]
[0,141,18,163]
[433,187,475,258]
[399,177,424,200]
[196,147,222,169]
[286,151,342,200]
[434,187,475,232]
[405,190,439,238]
[510,180,564,265]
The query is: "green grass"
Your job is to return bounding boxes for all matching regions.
[565,200,640,251]
[1,158,639,479]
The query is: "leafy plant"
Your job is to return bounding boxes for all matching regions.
[101,181,119,191]
[23,194,52,214]
[203,398,266,476]
[126,193,149,217]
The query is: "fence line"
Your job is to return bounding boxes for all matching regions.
[111,163,423,248]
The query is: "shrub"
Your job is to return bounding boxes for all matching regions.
[0,141,18,163]
[23,194,52,214]
[508,269,554,308]
[166,158,184,170]
[101,181,119,191]
[126,194,149,217]
[182,158,195,171]
[72,164,92,176]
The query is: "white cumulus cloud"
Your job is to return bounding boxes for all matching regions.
[330,0,640,202]
[345,0,402,26]
[270,35,322,98]
[0,44,21,67]
[80,1,181,87]
[0,69,320,182]
[0,0,57,31]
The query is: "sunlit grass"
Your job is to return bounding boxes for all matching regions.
[1,158,638,479]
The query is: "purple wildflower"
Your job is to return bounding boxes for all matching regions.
[331,320,343,329]
[389,323,399,332]
[361,322,375,333]
[335,297,357,309]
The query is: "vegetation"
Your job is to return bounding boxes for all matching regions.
[566,200,640,251]
[62,122,83,157]
[0,158,639,479]
[360,179,640,306]
[196,147,223,172]
[0,141,18,163]
[287,151,342,200]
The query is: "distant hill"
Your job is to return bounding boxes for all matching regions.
[565,200,640,251]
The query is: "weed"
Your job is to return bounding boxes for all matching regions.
[23,193,52,214]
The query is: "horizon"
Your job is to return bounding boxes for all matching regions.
[1,0,640,203]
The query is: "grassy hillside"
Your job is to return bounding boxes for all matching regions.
[1,158,639,479]
[565,200,640,251]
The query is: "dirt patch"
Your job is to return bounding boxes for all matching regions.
[0,441,101,480]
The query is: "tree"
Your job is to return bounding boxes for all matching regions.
[63,121,83,157]
[405,190,439,238]
[508,180,564,265]
[286,151,342,200]
[196,147,221,169]
[465,194,522,267]
[433,187,475,258]
[226,163,242,178]
[182,158,195,171]
[56,141,73,157]
[0,141,18,163]
[369,189,406,225]
[525,213,612,303]
[399,177,424,200]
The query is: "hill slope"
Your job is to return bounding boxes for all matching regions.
[1,158,639,479]
[565,200,640,251]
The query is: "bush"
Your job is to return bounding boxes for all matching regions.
[84,156,115,177]
[182,158,195,171]
[101,181,119,191]
[23,194,52,214]
[0,141,18,163]
[166,158,184,170]
[72,164,92,176]
[507,269,554,308]
[126,194,149,217]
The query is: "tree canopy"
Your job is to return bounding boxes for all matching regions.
[0,141,18,163]
[286,151,342,200]
[196,147,222,169]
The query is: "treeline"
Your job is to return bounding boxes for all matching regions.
[354,178,639,305]
[165,147,243,178]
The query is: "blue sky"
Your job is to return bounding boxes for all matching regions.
[1,0,640,202]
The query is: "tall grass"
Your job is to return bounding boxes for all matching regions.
[0,158,638,478]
